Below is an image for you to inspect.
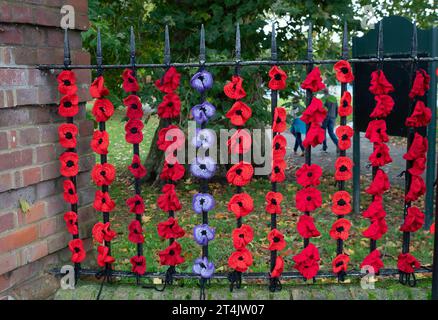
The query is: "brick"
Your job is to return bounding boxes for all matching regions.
[36,86,59,105]
[9,4,34,24]
[0,132,8,150]
[0,47,13,65]
[35,144,56,164]
[9,130,17,148]
[0,252,18,275]
[0,212,15,234]
[16,88,39,106]
[72,50,91,65]
[77,119,94,137]
[38,215,62,238]
[44,194,66,217]
[0,148,33,171]
[0,24,24,45]
[17,127,40,146]
[36,47,64,65]
[23,26,46,47]
[0,173,13,193]
[40,124,59,143]
[11,47,38,65]
[17,201,46,225]
[46,29,82,49]
[79,154,95,173]
[31,7,59,27]
[0,185,36,212]
[47,231,70,254]
[0,69,27,87]
[41,161,59,181]
[0,224,39,254]
[22,167,42,187]
[19,240,48,265]
[36,179,57,199]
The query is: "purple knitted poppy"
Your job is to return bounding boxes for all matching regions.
[193,257,215,279]
[190,70,213,93]
[192,193,215,214]
[191,101,216,125]
[190,156,216,179]
[191,128,216,149]
[193,224,215,246]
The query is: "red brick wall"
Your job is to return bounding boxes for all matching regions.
[0,0,96,299]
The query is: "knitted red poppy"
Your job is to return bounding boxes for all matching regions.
[226,161,254,186]
[63,180,78,204]
[369,70,394,95]
[363,198,387,220]
[157,184,182,212]
[125,119,144,144]
[369,142,392,167]
[92,98,114,122]
[267,229,286,251]
[365,120,389,143]
[157,217,185,239]
[332,191,351,215]
[68,239,86,263]
[303,123,325,148]
[227,129,252,154]
[123,94,144,120]
[160,160,185,181]
[408,69,430,99]
[232,224,254,249]
[296,163,322,187]
[272,107,287,133]
[360,249,384,274]
[224,75,246,100]
[329,218,351,240]
[272,134,287,160]
[334,157,353,181]
[155,66,181,93]
[128,154,147,179]
[157,93,181,119]
[408,157,426,176]
[332,254,350,274]
[159,241,185,266]
[90,76,109,98]
[156,125,185,151]
[90,130,109,155]
[122,68,139,93]
[403,133,428,161]
[397,253,420,273]
[405,175,426,202]
[97,245,115,267]
[265,191,283,215]
[296,214,321,238]
[370,95,394,119]
[64,211,78,235]
[58,94,79,117]
[91,163,116,186]
[336,125,354,151]
[225,101,252,126]
[296,187,322,212]
[58,123,78,149]
[268,66,287,90]
[365,169,390,196]
[57,70,77,95]
[228,248,253,272]
[405,101,432,127]
[362,218,387,240]
[228,192,254,218]
[92,222,117,243]
[293,243,320,279]
[333,60,354,83]
[300,97,327,124]
[400,206,425,232]
[59,152,79,177]
[93,190,116,212]
[128,220,145,244]
[431,223,435,235]
[338,91,353,117]
[130,255,146,275]
[270,256,284,278]
[300,66,325,92]
[126,194,145,215]
[270,159,286,183]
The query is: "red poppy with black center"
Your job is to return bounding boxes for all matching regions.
[93,190,116,212]
[365,120,389,143]
[332,254,350,274]
[270,159,286,183]
[97,245,115,267]
[157,184,182,212]
[265,191,283,214]
[228,248,253,272]
[122,68,139,92]
[58,94,79,117]
[157,93,181,119]
[272,107,287,133]
[123,94,144,120]
[363,197,387,220]
[400,206,425,232]
[125,119,144,144]
[90,75,109,98]
[91,163,116,186]
[409,68,430,99]
[408,157,426,176]
[63,179,78,204]
[57,70,77,95]
[130,255,146,275]
[397,253,420,274]
[405,100,432,127]
[64,211,78,235]
[336,125,353,151]
[128,154,147,179]
[232,224,254,249]
[296,163,322,187]
[228,192,254,218]
[403,132,428,161]
[360,249,384,274]
[369,70,394,95]
[271,256,284,278]
[92,98,114,122]
[267,229,286,251]
[334,157,353,181]
[366,169,390,196]
[90,130,109,155]
[369,142,392,167]
[156,125,185,151]
[126,194,145,214]
[405,175,426,202]
[154,66,181,93]
[226,161,253,187]
[329,218,351,240]
[338,91,353,117]
[68,239,86,263]
[160,160,185,181]
[292,243,320,279]
[157,217,185,239]
[58,123,78,149]
[226,101,252,126]
[362,218,388,240]
[59,152,79,177]
[272,134,287,160]
[303,123,325,148]
[370,94,394,118]
[159,241,185,266]
[224,75,246,100]
[268,66,287,90]
[227,129,251,154]
[92,222,117,243]
[334,60,354,83]
[301,97,327,124]
[332,191,351,215]
[128,220,144,244]
[296,187,322,212]
[300,66,325,92]
[296,214,321,238]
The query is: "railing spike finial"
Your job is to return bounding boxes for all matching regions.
[130,26,136,66]
[63,28,71,68]
[307,21,313,61]
[96,27,103,73]
[271,22,277,62]
[342,20,349,59]
[235,22,241,62]
[164,25,171,65]
[411,21,418,58]
[200,24,206,64]
[377,20,384,60]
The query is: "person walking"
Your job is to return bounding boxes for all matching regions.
[290,107,306,156]
[321,88,339,152]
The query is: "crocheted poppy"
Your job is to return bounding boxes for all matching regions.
[190,70,213,93]
[403,133,428,161]
[224,75,246,100]
[156,125,185,152]
[123,95,144,120]
[272,134,287,160]
[122,68,139,92]
[191,101,216,125]
[192,193,215,214]
[63,180,78,204]
[363,198,387,220]
[57,70,77,95]
[329,218,351,240]
[92,98,114,122]
[130,255,146,275]
[267,229,286,251]
[397,253,420,274]
[296,214,321,238]
[193,257,215,279]
[226,101,252,126]
[58,94,79,117]
[193,224,215,246]
[128,220,144,244]
[369,142,392,167]
[333,60,354,83]
[93,190,116,212]
[97,245,115,267]
[157,217,185,239]
[155,66,181,93]
[92,222,116,243]
[270,159,286,183]
[90,76,109,98]
[303,123,325,148]
[272,107,287,133]
[369,70,394,95]
[125,119,144,144]
[365,120,389,143]
[360,249,384,274]
[405,175,426,202]
[232,224,254,249]
[370,95,394,119]
[64,211,78,235]
[362,218,388,240]
[300,66,325,92]
[228,129,252,154]
[271,256,284,278]
[405,100,432,127]
[190,156,216,179]
[265,191,283,215]
[431,223,435,234]
[332,191,351,215]
[157,184,182,212]
[409,69,430,99]
[408,157,426,176]
[332,254,350,274]
[59,152,79,177]
[338,91,353,117]
[159,241,185,266]
[226,161,253,187]
[192,128,216,149]
[336,125,354,151]
[334,157,353,181]
[268,66,287,90]
[90,130,109,155]
[228,192,254,218]
[160,160,185,181]
[128,154,147,179]
[365,169,390,196]
[69,239,86,263]
[301,97,327,124]
[228,248,253,272]
[91,163,116,186]
[58,123,78,149]
[126,194,145,215]
[292,243,320,279]
[296,163,322,187]
[400,206,425,232]
[296,187,322,212]
[157,93,181,119]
